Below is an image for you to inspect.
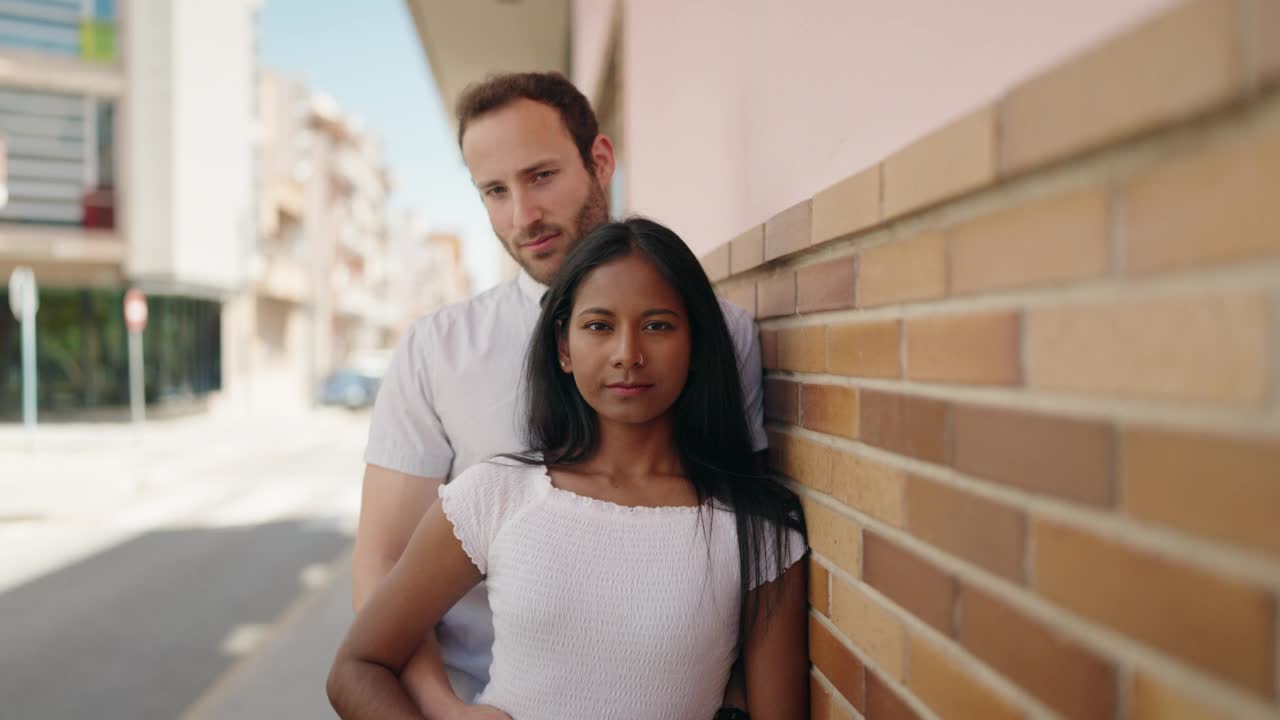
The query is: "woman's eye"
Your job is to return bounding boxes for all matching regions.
[584,321,611,332]
[645,321,674,331]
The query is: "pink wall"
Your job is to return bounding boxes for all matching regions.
[620,0,1178,254]
[571,0,617,107]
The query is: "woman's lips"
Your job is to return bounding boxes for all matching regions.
[605,383,653,397]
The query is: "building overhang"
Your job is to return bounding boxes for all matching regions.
[403,0,570,135]
[0,49,125,98]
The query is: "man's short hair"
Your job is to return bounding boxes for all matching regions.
[456,72,600,172]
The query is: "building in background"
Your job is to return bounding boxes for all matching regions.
[388,210,470,333]
[0,0,258,419]
[230,69,453,415]
[0,3,456,420]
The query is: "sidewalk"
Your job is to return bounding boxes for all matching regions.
[1,409,367,717]
[0,408,363,523]
[183,553,355,719]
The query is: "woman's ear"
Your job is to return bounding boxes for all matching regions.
[556,321,572,373]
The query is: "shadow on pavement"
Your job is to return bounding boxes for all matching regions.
[0,519,352,720]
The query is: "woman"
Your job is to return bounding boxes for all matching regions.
[328,218,809,719]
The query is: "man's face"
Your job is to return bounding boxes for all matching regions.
[462,99,611,285]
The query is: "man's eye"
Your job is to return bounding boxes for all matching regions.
[533,171,555,183]
[485,187,507,198]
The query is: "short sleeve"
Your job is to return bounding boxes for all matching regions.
[719,299,768,453]
[436,462,537,576]
[364,320,455,478]
[749,528,809,590]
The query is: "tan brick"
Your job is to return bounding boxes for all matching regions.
[764,379,800,424]
[905,475,1027,582]
[1260,0,1280,86]
[730,224,765,274]
[883,107,997,219]
[830,576,906,681]
[957,584,1118,720]
[811,673,833,720]
[777,325,827,373]
[757,272,796,318]
[1033,518,1276,696]
[813,165,882,245]
[797,258,857,314]
[765,200,813,261]
[1025,292,1269,406]
[1130,672,1228,720]
[857,233,946,308]
[905,311,1022,386]
[1121,427,1280,559]
[1124,119,1280,274]
[810,615,866,710]
[721,281,756,318]
[831,449,906,527]
[950,187,1109,294]
[769,430,832,493]
[701,243,730,282]
[760,329,779,369]
[827,320,901,379]
[810,558,830,615]
[1001,0,1245,174]
[951,404,1114,506]
[801,384,859,441]
[805,498,862,578]
[863,532,956,633]
[858,390,949,464]
[867,671,922,720]
[907,634,1023,720]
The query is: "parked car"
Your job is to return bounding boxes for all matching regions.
[319,369,381,410]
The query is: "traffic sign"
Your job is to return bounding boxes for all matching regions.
[9,266,37,320]
[124,287,148,333]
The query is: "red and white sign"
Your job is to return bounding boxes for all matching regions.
[124,288,148,333]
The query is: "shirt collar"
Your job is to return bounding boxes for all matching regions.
[516,269,549,304]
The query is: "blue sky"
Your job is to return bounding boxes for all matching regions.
[258,0,500,290]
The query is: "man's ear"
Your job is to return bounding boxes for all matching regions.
[590,134,616,190]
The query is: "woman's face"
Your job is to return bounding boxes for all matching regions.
[558,252,692,427]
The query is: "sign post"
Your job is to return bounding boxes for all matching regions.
[0,132,9,209]
[9,267,38,436]
[124,288,148,426]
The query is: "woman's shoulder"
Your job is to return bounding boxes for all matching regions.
[441,457,547,510]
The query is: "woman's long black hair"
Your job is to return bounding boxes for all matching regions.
[504,216,806,643]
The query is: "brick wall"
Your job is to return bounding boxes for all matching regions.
[701,2,1280,718]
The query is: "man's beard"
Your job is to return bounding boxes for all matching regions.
[504,180,610,284]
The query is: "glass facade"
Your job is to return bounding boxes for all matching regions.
[0,87,116,228]
[0,288,222,418]
[0,0,116,61]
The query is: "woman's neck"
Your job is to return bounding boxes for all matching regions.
[583,412,682,480]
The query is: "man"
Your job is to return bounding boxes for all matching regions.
[351,72,766,718]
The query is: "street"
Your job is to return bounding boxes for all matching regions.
[0,410,367,719]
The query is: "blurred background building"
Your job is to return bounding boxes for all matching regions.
[0,0,469,420]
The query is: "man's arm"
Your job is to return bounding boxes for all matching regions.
[352,464,463,719]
